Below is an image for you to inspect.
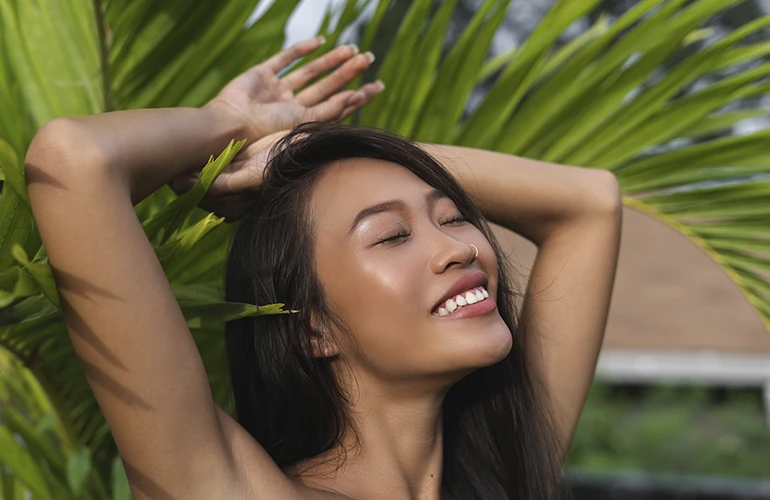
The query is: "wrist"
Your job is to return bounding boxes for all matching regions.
[202,99,251,144]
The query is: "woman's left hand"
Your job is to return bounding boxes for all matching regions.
[205,36,383,141]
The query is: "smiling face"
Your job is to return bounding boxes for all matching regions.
[309,158,513,386]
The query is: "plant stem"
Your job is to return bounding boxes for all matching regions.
[92,0,114,112]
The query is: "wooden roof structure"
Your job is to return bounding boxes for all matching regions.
[496,207,770,355]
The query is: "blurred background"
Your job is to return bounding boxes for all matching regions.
[2,0,770,498]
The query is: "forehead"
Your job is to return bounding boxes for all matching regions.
[309,157,435,229]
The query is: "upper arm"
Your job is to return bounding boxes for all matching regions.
[24,120,299,499]
[520,171,622,459]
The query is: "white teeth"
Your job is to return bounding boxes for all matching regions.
[434,286,490,316]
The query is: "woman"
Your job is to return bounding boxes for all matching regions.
[25,37,622,500]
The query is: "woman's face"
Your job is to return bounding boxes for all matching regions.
[309,158,512,384]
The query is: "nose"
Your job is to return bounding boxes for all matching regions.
[428,230,474,275]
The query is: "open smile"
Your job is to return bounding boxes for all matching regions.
[431,285,496,319]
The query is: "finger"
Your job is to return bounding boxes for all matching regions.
[208,166,264,196]
[296,51,375,106]
[264,36,326,74]
[306,90,359,123]
[282,44,360,91]
[337,81,385,122]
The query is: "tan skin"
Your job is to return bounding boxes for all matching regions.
[25,36,622,500]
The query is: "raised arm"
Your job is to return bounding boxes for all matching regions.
[24,39,381,500]
[423,144,622,461]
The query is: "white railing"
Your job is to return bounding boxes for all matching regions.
[596,349,770,428]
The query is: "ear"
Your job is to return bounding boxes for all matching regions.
[308,314,340,359]
[309,334,340,359]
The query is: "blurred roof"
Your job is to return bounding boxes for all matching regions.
[494,207,770,355]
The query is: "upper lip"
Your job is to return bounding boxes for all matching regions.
[432,271,489,312]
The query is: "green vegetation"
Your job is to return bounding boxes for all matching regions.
[2,0,770,497]
[568,383,770,478]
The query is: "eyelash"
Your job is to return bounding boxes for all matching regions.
[376,215,468,245]
[443,215,468,225]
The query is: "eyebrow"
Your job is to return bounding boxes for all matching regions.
[347,188,448,236]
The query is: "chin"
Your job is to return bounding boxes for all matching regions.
[481,327,514,365]
[460,323,513,370]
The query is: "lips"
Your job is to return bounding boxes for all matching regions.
[432,271,489,314]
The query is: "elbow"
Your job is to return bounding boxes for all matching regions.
[25,118,107,181]
[586,169,623,219]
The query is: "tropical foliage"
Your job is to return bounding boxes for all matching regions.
[1,0,769,496]
[567,383,770,478]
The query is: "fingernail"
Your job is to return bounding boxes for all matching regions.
[317,35,326,45]
[364,51,375,64]
[375,79,385,91]
[349,44,360,56]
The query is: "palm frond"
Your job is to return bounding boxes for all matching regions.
[2,0,770,497]
[355,0,770,330]
[0,351,108,499]
[0,0,102,140]
[109,0,300,110]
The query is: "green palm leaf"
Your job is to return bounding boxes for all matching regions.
[360,0,770,333]
[0,351,106,499]
[2,0,770,497]
[411,0,509,142]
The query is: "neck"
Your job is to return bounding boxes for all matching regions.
[291,377,451,500]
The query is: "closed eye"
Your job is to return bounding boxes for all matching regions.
[376,230,410,245]
[375,214,465,246]
[441,215,468,225]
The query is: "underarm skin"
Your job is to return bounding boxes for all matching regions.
[423,144,623,461]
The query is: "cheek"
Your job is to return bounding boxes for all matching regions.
[477,239,500,297]
[319,253,427,362]
[479,240,498,274]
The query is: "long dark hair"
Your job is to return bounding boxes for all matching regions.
[224,122,565,499]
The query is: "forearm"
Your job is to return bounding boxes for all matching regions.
[425,144,622,455]
[421,144,620,245]
[26,103,244,204]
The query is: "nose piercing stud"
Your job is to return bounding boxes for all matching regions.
[469,243,479,263]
